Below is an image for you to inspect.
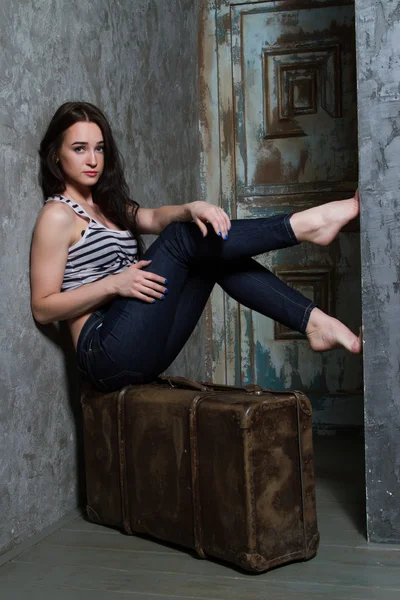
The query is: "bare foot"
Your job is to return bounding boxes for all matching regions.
[306,308,362,354]
[290,190,359,246]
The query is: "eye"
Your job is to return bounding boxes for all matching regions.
[96,146,105,153]
[74,146,84,153]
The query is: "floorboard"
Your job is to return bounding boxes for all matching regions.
[2,432,400,599]
[11,541,400,587]
[2,560,400,599]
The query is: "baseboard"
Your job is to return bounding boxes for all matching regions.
[0,505,84,568]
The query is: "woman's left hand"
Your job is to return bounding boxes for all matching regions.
[189,201,231,239]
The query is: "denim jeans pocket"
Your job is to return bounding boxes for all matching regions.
[97,370,144,393]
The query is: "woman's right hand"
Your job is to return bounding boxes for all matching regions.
[112,260,168,302]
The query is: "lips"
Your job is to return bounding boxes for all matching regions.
[84,172,98,176]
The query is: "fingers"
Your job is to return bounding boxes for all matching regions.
[194,218,208,238]
[223,211,231,233]
[191,202,232,240]
[134,260,152,268]
[143,278,168,296]
[134,291,159,304]
[200,208,231,240]
[136,271,168,299]
[211,208,231,239]
[129,280,168,303]
[140,283,167,301]
[124,261,168,302]
[142,271,168,286]
[132,261,167,285]
[136,271,168,300]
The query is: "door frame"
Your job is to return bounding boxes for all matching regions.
[199,0,242,384]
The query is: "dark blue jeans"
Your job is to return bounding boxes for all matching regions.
[76,215,316,392]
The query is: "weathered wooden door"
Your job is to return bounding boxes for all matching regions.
[213,0,363,427]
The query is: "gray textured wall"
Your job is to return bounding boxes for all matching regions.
[355,0,400,542]
[0,0,203,555]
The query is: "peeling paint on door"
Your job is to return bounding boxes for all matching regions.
[200,0,363,429]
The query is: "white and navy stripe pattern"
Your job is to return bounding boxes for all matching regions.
[45,195,138,291]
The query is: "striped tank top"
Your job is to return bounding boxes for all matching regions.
[45,194,138,291]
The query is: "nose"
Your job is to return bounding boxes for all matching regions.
[86,150,97,167]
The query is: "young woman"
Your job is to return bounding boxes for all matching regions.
[30,101,361,392]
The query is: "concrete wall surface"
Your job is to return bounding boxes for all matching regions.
[356,0,400,542]
[0,0,202,555]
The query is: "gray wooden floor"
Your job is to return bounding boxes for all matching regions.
[1,431,400,599]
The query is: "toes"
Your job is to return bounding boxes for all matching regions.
[351,337,362,354]
[340,331,362,354]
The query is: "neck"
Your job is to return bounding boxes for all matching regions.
[63,183,94,205]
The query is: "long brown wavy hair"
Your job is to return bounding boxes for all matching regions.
[38,101,143,257]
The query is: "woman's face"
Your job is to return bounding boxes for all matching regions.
[57,121,105,189]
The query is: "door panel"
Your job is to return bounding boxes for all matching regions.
[216,0,362,414]
[232,1,358,194]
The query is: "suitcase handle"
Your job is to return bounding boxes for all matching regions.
[159,375,265,394]
[160,376,209,392]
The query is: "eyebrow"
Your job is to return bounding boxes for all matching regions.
[71,141,104,145]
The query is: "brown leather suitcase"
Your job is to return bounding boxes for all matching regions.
[80,376,319,573]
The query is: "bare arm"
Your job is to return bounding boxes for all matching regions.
[30,203,168,325]
[135,205,192,235]
[135,202,231,237]
[30,203,118,325]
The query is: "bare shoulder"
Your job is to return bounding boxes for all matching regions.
[32,200,76,248]
[36,199,75,226]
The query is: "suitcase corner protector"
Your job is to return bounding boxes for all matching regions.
[86,505,102,524]
[236,551,270,573]
[305,531,320,558]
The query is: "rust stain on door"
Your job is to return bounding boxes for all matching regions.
[213,0,362,413]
